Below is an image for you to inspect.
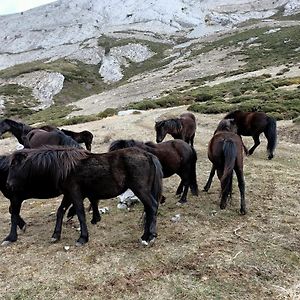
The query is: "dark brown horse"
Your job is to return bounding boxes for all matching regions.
[0,152,102,246]
[6,147,163,246]
[224,110,277,159]
[23,129,82,149]
[0,118,93,151]
[155,112,196,147]
[204,119,246,214]
[61,129,93,151]
[109,139,198,204]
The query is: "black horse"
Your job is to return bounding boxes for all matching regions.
[23,129,83,149]
[0,118,93,151]
[203,119,246,214]
[224,110,277,159]
[109,139,198,204]
[0,152,102,246]
[155,112,196,147]
[6,147,163,246]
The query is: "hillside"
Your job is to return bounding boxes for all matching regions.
[0,0,299,125]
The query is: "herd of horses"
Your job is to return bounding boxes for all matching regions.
[0,110,277,246]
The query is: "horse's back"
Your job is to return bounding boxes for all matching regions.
[208,132,243,165]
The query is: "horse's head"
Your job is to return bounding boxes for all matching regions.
[155,119,181,143]
[215,119,237,134]
[6,151,28,192]
[155,121,166,143]
[0,119,12,136]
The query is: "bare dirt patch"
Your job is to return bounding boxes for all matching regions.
[0,107,299,299]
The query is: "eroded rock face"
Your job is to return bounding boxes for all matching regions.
[0,71,65,109]
[99,44,154,83]
[0,0,299,71]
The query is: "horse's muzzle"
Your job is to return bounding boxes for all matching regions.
[6,181,14,192]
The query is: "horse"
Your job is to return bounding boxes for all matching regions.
[203,119,246,215]
[61,129,93,151]
[0,118,93,151]
[155,112,196,147]
[6,147,163,246]
[224,110,277,160]
[109,139,198,204]
[0,153,102,246]
[0,119,33,144]
[23,129,83,149]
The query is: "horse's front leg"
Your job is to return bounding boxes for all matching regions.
[67,187,89,246]
[51,196,71,242]
[2,198,23,245]
[203,165,216,192]
[8,204,26,231]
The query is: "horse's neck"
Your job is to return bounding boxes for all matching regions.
[6,121,26,144]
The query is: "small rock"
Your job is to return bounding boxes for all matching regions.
[64,246,70,251]
[171,214,181,223]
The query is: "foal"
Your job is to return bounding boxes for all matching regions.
[204,119,246,214]
[155,112,196,147]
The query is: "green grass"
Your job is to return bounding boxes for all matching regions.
[126,76,300,120]
[190,25,300,72]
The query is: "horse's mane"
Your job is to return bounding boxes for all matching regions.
[109,139,143,151]
[11,147,89,183]
[224,110,242,119]
[155,118,182,131]
[57,130,83,149]
[215,119,237,134]
[0,155,10,172]
[144,141,157,148]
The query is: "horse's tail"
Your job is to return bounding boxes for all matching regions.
[265,116,277,160]
[220,139,237,207]
[189,147,199,196]
[149,153,163,206]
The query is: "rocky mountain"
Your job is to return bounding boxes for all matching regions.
[0,0,299,120]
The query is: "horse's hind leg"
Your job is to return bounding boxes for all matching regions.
[248,134,260,155]
[190,133,195,148]
[235,166,246,215]
[51,196,71,242]
[176,180,184,195]
[2,199,23,245]
[204,165,216,192]
[133,190,158,244]
[90,199,101,225]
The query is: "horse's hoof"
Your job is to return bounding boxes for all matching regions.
[50,237,59,243]
[240,209,247,215]
[75,237,88,246]
[268,155,273,160]
[21,224,27,233]
[220,204,226,210]
[140,239,149,247]
[75,241,85,247]
[148,238,156,246]
[1,240,12,246]
[203,187,209,192]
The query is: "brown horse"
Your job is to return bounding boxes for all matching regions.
[109,139,198,204]
[6,147,163,246]
[23,129,82,149]
[155,112,196,147]
[0,119,93,151]
[204,119,246,214]
[224,110,277,160]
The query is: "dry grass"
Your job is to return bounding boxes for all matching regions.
[0,107,299,300]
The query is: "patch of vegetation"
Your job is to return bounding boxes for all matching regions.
[190,25,300,72]
[126,76,300,120]
[0,84,39,118]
